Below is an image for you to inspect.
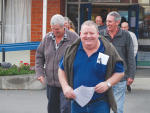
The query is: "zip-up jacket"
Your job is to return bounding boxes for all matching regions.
[99,28,135,82]
[35,29,79,87]
[63,36,124,113]
[98,25,107,32]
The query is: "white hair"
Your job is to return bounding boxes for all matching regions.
[50,14,65,27]
[108,11,121,23]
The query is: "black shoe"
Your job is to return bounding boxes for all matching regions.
[1,62,12,68]
[127,85,131,92]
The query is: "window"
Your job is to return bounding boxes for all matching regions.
[138,6,150,39]
[67,4,78,33]
[81,0,122,3]
[4,0,31,44]
[67,0,78,2]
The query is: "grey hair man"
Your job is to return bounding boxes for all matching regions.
[99,11,135,113]
[35,14,79,113]
[58,20,124,113]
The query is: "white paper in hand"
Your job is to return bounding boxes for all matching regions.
[73,85,95,107]
[97,52,109,65]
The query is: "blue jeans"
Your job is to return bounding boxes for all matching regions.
[46,84,71,113]
[71,98,110,113]
[113,81,127,113]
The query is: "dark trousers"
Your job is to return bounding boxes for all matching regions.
[46,84,71,113]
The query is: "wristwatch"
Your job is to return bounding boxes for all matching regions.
[106,81,111,88]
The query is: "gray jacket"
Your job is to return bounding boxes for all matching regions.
[35,29,79,87]
[98,25,107,32]
[100,28,135,81]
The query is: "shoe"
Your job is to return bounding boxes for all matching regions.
[1,62,12,68]
[127,85,131,92]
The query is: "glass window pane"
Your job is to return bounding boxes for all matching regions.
[67,4,78,33]
[139,45,150,52]
[137,5,150,67]
[132,0,138,3]
[81,0,89,2]
[81,0,123,2]
[118,11,128,22]
[138,0,149,4]
[67,0,78,2]
[132,0,149,3]
[0,0,2,22]
[120,0,129,3]
[4,0,31,44]
[138,6,150,39]
[83,8,89,22]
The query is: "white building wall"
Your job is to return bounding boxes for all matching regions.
[0,50,30,66]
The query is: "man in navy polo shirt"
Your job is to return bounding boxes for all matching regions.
[58,20,124,113]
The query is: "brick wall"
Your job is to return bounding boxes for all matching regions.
[30,0,65,67]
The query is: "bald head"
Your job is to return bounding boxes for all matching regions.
[121,22,129,31]
[95,16,102,26]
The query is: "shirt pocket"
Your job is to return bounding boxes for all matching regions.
[93,63,107,80]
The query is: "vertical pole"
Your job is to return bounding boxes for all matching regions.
[2,48,5,62]
[42,0,47,39]
[2,0,5,44]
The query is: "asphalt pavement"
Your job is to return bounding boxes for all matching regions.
[0,89,150,113]
[0,89,47,113]
[124,90,150,113]
[0,68,150,113]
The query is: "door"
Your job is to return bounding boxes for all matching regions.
[80,3,92,28]
[118,5,139,67]
[128,4,139,67]
[128,4,139,38]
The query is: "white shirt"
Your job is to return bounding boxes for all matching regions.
[128,31,138,56]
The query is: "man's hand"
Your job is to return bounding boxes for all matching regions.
[127,78,134,85]
[63,86,76,99]
[58,68,75,99]
[37,76,45,85]
[95,82,109,93]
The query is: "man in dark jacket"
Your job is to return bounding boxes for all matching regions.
[58,20,124,113]
[35,14,79,113]
[99,11,135,113]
